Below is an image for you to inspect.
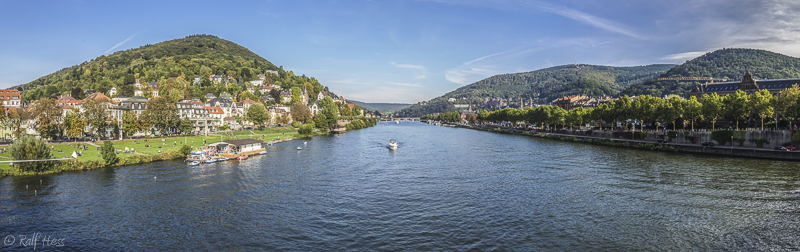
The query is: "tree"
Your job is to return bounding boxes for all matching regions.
[723,90,751,130]
[165,88,182,102]
[567,107,587,128]
[633,95,659,131]
[101,140,118,166]
[291,87,302,104]
[778,84,800,128]
[64,108,86,139]
[121,110,141,137]
[312,113,329,129]
[290,103,312,123]
[319,97,339,128]
[142,96,179,135]
[246,103,270,128]
[701,93,724,129]
[83,99,110,136]
[179,118,193,134]
[32,98,63,140]
[683,96,703,130]
[298,123,314,135]
[751,89,774,131]
[352,104,362,116]
[270,88,281,102]
[71,87,86,100]
[614,95,633,130]
[118,84,134,97]
[9,134,53,172]
[340,105,353,116]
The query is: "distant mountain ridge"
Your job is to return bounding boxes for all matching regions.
[347,100,411,114]
[621,48,800,97]
[396,64,674,117]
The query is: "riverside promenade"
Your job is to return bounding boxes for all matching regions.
[443,121,800,161]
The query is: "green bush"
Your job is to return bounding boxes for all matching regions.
[291,121,301,128]
[10,134,54,173]
[298,123,314,135]
[667,130,679,141]
[711,130,735,145]
[749,137,769,148]
[219,125,231,130]
[180,145,191,156]
[101,140,118,166]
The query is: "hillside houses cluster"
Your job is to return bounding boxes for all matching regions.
[0,73,374,140]
[551,95,618,110]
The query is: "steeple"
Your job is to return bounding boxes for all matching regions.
[739,70,758,90]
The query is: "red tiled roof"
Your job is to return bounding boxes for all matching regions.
[224,117,235,121]
[204,106,224,114]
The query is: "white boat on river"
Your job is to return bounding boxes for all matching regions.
[388,139,398,150]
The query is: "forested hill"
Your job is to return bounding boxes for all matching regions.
[346,100,411,114]
[621,48,800,97]
[395,64,674,117]
[15,34,314,101]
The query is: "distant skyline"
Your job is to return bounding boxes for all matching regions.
[1,0,799,103]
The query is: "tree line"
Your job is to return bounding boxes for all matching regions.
[461,85,800,131]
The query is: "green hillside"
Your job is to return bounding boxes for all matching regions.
[621,48,800,97]
[396,64,674,117]
[346,100,411,114]
[16,34,327,101]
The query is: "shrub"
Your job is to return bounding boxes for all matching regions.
[180,145,191,156]
[749,137,769,148]
[219,125,230,130]
[101,140,118,166]
[667,130,679,141]
[711,130,735,145]
[298,123,314,135]
[291,122,302,128]
[9,134,54,173]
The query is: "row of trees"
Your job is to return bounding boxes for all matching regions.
[473,85,800,131]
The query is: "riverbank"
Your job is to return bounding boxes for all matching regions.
[450,123,800,161]
[0,127,300,177]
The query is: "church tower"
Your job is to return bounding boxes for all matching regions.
[739,71,759,90]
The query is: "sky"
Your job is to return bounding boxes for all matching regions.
[1,0,800,103]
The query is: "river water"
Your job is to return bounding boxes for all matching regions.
[2,122,800,250]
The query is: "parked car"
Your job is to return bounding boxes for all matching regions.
[702,142,714,147]
[786,145,796,151]
[657,138,666,143]
[775,146,790,151]
[530,130,537,133]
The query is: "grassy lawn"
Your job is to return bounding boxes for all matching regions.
[213,126,300,142]
[0,126,298,176]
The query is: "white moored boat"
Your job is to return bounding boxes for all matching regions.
[188,161,200,166]
[388,139,398,150]
[258,150,267,155]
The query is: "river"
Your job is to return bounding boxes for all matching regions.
[2,122,800,250]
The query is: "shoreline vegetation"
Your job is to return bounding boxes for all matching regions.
[0,127,299,177]
[1,117,380,178]
[436,121,800,161]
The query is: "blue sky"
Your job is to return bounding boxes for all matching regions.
[1,0,800,103]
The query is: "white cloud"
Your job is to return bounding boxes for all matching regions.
[660,51,708,62]
[419,0,644,39]
[389,62,426,70]
[388,82,423,87]
[344,86,431,103]
[534,2,645,40]
[105,34,137,54]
